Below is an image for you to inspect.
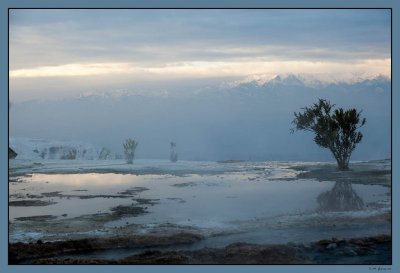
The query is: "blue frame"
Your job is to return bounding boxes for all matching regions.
[1,1,398,272]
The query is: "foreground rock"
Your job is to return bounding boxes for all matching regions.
[9,234,391,265]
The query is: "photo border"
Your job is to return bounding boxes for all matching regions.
[1,1,398,273]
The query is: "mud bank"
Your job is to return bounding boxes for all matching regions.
[9,234,391,265]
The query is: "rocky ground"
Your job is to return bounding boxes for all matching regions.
[9,233,391,265]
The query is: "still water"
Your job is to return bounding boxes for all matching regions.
[9,161,390,244]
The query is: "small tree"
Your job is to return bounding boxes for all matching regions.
[99,147,111,160]
[123,138,138,164]
[170,141,178,162]
[292,99,366,170]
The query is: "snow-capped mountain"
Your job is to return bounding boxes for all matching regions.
[225,73,390,90]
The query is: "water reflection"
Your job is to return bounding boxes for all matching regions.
[317,181,364,212]
[27,173,146,187]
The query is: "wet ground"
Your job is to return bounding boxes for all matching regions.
[8,159,391,264]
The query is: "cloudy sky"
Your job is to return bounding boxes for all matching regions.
[9,9,391,102]
[9,9,391,161]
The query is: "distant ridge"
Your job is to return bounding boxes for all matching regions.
[224,73,391,90]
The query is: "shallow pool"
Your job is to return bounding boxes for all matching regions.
[9,160,391,243]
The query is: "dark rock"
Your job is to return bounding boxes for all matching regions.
[369,234,391,244]
[9,147,17,159]
[317,239,332,246]
[349,238,366,246]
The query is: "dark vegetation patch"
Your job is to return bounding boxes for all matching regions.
[133,198,160,206]
[110,205,147,217]
[39,191,135,199]
[54,204,150,224]
[75,194,131,199]
[9,200,57,207]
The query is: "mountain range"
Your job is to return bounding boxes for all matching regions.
[10,74,391,161]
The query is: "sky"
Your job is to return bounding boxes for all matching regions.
[9,9,391,161]
[9,9,391,102]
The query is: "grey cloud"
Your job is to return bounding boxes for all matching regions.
[10,9,390,70]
